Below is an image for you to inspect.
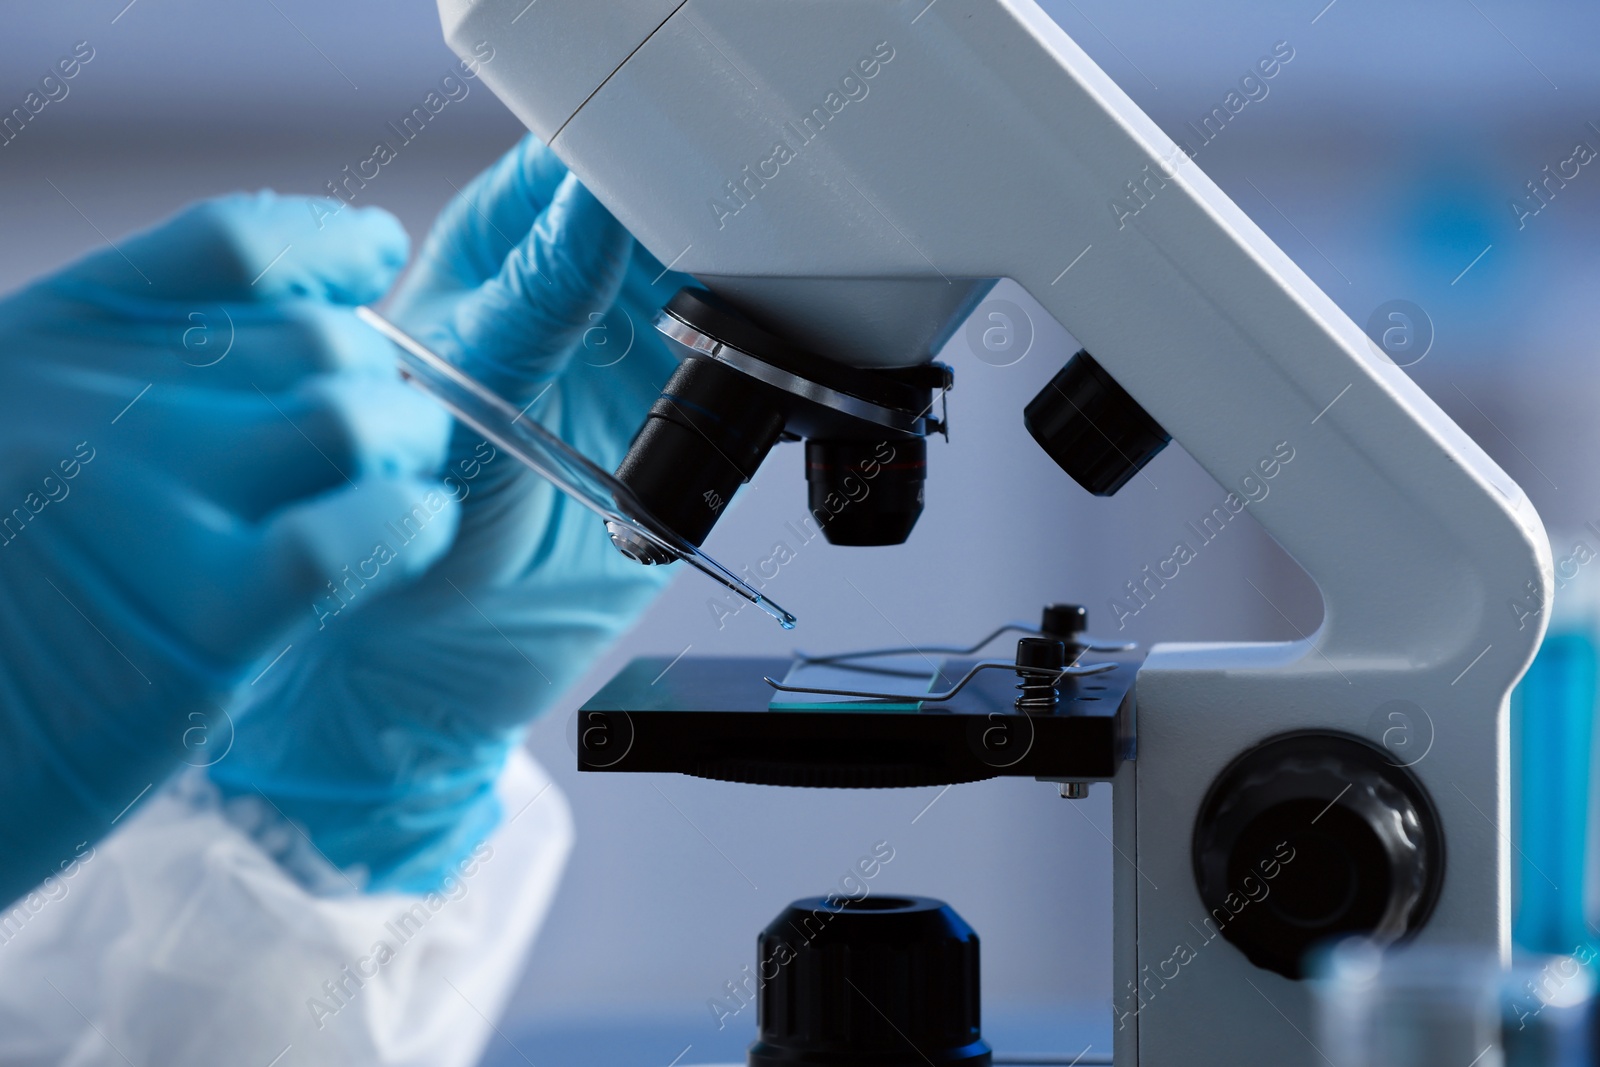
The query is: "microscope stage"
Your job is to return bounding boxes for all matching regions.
[575,652,1139,787]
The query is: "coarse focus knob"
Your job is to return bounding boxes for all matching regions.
[1192,732,1444,980]
[750,896,991,1067]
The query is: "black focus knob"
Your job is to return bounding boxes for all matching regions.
[1023,351,1170,496]
[1192,732,1444,980]
[750,897,991,1067]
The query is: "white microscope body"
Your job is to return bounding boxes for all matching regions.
[437,2,1552,1063]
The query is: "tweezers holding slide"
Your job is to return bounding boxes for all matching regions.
[356,306,797,630]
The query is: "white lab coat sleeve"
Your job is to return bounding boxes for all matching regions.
[0,747,572,1067]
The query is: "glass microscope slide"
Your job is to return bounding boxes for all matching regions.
[356,306,797,630]
[768,655,951,711]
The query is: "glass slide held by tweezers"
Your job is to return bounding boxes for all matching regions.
[356,306,797,630]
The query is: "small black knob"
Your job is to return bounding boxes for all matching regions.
[1014,637,1065,713]
[1023,351,1169,496]
[1040,604,1087,642]
[751,896,990,1067]
[1015,637,1066,671]
[1192,732,1444,980]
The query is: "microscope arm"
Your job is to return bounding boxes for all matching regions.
[443,0,1548,669]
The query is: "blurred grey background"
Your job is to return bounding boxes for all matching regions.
[3,1,1596,1064]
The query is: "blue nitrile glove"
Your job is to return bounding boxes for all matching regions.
[209,135,691,892]
[0,193,459,907]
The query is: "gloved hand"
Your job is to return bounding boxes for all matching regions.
[209,135,691,892]
[0,192,459,907]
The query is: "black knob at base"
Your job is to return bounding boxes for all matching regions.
[1192,731,1444,980]
[751,896,990,1067]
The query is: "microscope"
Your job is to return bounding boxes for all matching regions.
[436,1,1553,1063]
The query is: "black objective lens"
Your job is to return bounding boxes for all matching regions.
[805,438,926,546]
[614,288,950,559]
[614,357,787,551]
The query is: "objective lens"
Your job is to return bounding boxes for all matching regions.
[613,287,950,559]
[613,357,787,550]
[805,438,926,546]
